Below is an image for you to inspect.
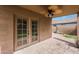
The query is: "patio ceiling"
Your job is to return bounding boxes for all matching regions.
[19,5,79,18]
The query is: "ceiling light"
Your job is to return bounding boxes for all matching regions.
[48,9,54,17]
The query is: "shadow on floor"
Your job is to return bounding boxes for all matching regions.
[53,37,77,48]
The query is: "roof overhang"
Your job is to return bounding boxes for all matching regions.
[19,5,79,18]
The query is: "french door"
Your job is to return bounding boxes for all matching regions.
[14,16,39,50]
[15,17,29,50]
[31,19,39,42]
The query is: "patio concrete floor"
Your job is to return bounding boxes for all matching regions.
[14,33,79,54]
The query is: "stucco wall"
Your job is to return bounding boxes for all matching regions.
[40,18,52,41]
[0,8,13,53]
[0,6,51,53]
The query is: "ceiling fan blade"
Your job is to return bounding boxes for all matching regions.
[54,9,63,14]
[48,5,63,15]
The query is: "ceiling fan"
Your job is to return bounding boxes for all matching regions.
[47,5,63,17]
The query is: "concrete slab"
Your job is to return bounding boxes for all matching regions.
[14,33,79,54]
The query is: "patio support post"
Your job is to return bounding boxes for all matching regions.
[56,25,58,33]
[76,12,79,48]
[62,24,64,35]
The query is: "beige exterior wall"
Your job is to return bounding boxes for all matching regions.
[0,8,13,54]
[40,18,52,41]
[0,6,52,53]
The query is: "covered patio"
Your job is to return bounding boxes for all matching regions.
[0,5,79,54]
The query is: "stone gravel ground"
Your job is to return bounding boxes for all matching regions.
[14,33,79,54]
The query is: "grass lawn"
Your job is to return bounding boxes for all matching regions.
[64,34,77,39]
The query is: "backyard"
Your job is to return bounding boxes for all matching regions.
[64,34,77,39]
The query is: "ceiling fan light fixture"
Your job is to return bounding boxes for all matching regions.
[48,13,54,17]
[48,9,54,17]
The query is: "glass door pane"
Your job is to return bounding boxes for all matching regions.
[32,20,38,42]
